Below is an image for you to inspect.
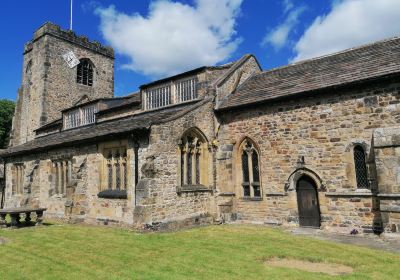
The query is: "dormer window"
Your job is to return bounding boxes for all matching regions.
[144,77,197,110]
[77,59,93,86]
[64,104,97,129]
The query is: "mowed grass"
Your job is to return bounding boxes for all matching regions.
[0,224,399,280]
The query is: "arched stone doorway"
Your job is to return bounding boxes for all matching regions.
[296,175,321,228]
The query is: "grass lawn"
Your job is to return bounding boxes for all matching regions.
[0,224,399,280]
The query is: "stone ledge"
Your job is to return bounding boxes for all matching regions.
[380,205,400,213]
[97,189,127,199]
[218,192,235,197]
[265,192,288,197]
[377,193,400,198]
[240,197,263,201]
[176,185,212,194]
[325,191,373,197]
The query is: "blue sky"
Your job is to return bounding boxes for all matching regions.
[1,0,400,100]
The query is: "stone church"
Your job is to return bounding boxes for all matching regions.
[1,22,399,234]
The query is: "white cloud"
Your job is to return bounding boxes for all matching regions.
[261,1,306,50]
[282,0,294,13]
[293,0,400,62]
[95,0,242,77]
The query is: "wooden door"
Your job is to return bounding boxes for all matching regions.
[296,176,320,228]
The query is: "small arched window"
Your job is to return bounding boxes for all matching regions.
[240,139,261,198]
[77,59,93,86]
[353,145,369,189]
[179,128,209,187]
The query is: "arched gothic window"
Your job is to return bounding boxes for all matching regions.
[353,145,369,189]
[179,128,209,187]
[77,59,93,86]
[240,139,261,198]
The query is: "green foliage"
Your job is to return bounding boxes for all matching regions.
[0,99,15,148]
[0,224,399,279]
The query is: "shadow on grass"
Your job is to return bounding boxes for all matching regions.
[1,216,55,229]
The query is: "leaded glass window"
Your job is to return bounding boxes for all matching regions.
[354,146,369,189]
[242,151,250,197]
[187,151,193,185]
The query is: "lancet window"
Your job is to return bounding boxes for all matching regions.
[240,139,261,198]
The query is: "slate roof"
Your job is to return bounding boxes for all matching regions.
[97,93,141,115]
[0,99,207,157]
[217,37,400,110]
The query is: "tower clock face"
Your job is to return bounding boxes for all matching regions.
[62,50,80,68]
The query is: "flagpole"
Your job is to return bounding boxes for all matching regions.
[70,0,73,30]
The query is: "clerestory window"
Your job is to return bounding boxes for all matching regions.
[77,59,93,86]
[240,139,261,198]
[144,77,198,110]
[63,104,97,129]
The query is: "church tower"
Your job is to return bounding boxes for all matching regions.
[10,22,114,146]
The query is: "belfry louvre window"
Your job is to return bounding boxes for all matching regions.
[178,128,209,187]
[240,139,261,198]
[52,159,72,195]
[354,145,369,189]
[77,59,93,86]
[12,164,24,195]
[64,104,98,129]
[144,77,198,110]
[102,147,128,191]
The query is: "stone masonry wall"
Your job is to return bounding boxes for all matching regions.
[4,138,137,226]
[11,23,114,146]
[216,78,400,232]
[374,126,400,233]
[134,100,217,228]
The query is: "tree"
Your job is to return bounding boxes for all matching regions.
[0,99,15,149]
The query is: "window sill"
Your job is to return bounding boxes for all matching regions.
[240,197,263,201]
[176,185,212,194]
[51,194,66,199]
[97,189,127,199]
[325,189,372,197]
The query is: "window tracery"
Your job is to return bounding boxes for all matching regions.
[178,129,209,188]
[239,139,261,198]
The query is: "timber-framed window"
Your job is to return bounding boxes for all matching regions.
[353,145,369,189]
[99,141,129,199]
[178,128,209,189]
[52,159,72,195]
[239,139,261,198]
[12,164,24,195]
[63,104,98,130]
[77,59,93,86]
[144,77,198,110]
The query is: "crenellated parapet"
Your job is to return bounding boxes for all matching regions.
[24,22,114,58]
